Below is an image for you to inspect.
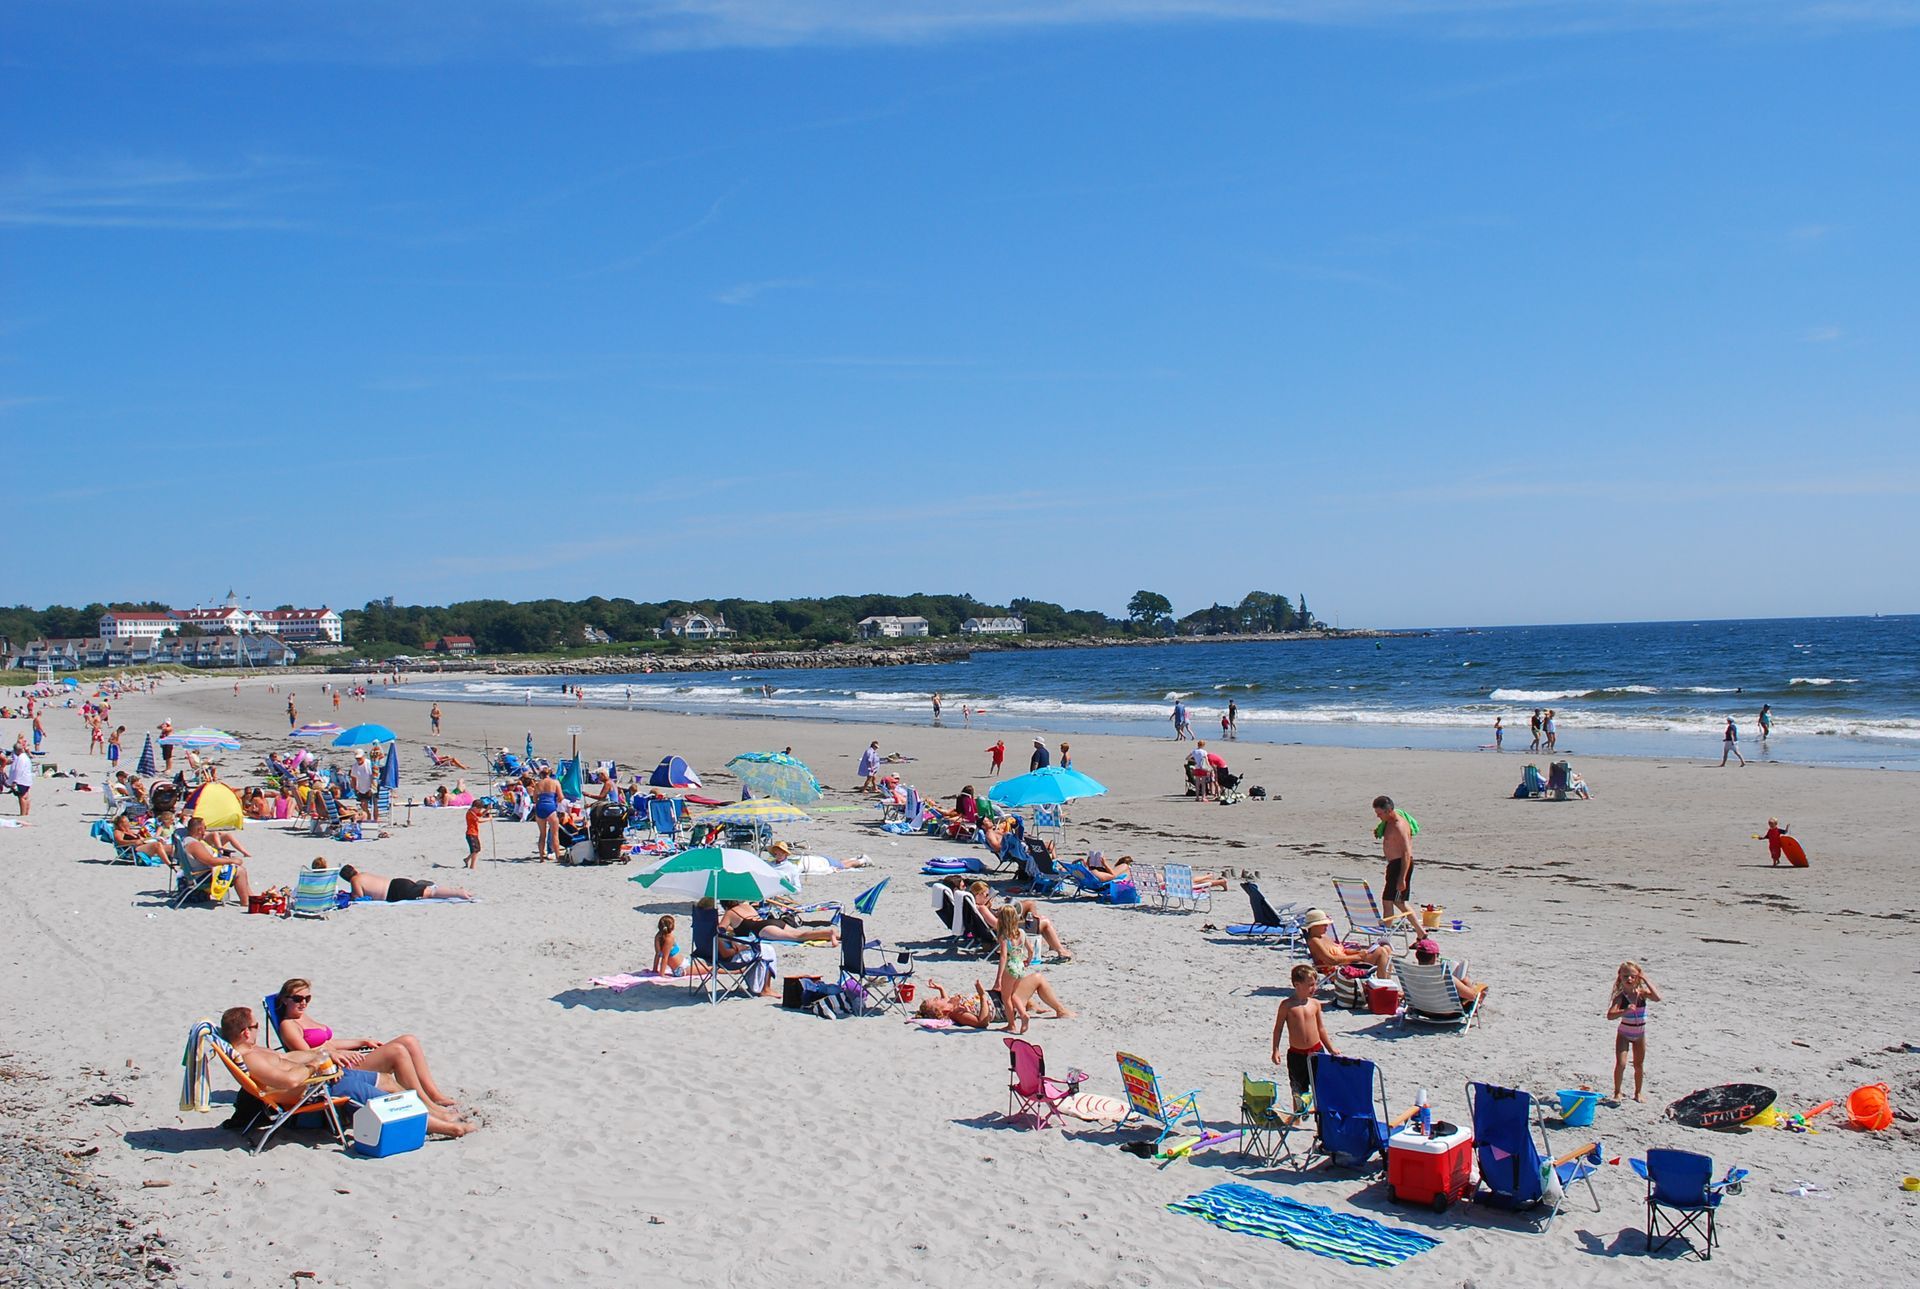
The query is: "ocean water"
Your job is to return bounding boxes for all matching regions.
[391,616,1920,769]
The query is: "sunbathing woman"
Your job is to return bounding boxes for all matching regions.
[995,907,1075,1033]
[719,900,840,946]
[110,812,168,863]
[969,881,1071,961]
[1085,851,1132,882]
[272,977,460,1109]
[915,979,994,1029]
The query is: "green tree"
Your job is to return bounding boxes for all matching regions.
[1127,590,1173,632]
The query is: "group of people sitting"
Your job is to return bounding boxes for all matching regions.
[927,874,1076,1032]
[217,978,476,1139]
[1297,908,1489,1010]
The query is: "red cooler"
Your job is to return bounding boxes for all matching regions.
[1387,1122,1474,1211]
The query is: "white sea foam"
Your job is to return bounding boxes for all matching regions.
[1789,677,1857,686]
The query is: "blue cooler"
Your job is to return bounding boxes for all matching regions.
[351,1091,428,1157]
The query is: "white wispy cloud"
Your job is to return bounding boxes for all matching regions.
[1801,324,1844,343]
[576,184,744,277]
[0,156,322,232]
[714,277,814,306]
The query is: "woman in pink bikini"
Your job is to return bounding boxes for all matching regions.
[272,977,461,1109]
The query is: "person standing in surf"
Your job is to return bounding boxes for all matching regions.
[1720,716,1746,766]
[1226,699,1238,739]
[1758,703,1773,742]
[1543,709,1558,753]
[1528,709,1542,752]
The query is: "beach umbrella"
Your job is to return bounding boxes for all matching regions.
[290,722,343,738]
[687,798,811,827]
[632,847,800,903]
[647,755,701,789]
[60,678,79,688]
[331,723,397,748]
[381,744,400,790]
[987,766,1108,807]
[135,734,157,777]
[159,726,242,750]
[725,751,823,805]
[525,732,535,766]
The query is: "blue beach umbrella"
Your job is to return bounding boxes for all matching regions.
[987,766,1108,808]
[381,744,401,790]
[725,751,823,805]
[331,724,397,748]
[136,734,157,777]
[647,755,701,789]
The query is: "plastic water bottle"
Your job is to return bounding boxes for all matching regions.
[1417,1088,1432,1137]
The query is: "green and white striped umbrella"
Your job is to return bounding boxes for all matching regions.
[630,847,800,904]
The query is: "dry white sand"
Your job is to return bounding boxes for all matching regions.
[3,675,1917,1287]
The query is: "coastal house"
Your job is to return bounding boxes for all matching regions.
[960,616,1024,636]
[579,625,613,646]
[432,635,477,657]
[856,615,931,639]
[151,634,296,668]
[664,612,735,641]
[14,638,86,670]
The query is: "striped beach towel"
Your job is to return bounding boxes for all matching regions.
[179,1021,219,1113]
[1168,1184,1439,1268]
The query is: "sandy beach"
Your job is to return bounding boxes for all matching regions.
[3,675,1917,1288]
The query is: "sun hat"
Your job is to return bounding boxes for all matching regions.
[1302,908,1333,931]
[1413,938,1440,956]
[1033,736,1047,745]
[767,840,794,859]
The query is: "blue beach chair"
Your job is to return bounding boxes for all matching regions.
[1061,861,1116,899]
[1468,1082,1603,1230]
[837,912,913,1014]
[1634,1149,1746,1260]
[1225,882,1302,948]
[688,905,763,1002]
[1308,1053,1405,1170]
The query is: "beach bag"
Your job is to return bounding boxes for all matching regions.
[1331,965,1373,1010]
[781,975,826,1010]
[1102,881,1141,906]
[207,866,235,903]
[1249,786,1267,799]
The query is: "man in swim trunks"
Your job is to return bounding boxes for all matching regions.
[219,1007,472,1138]
[1373,795,1416,928]
[337,865,472,902]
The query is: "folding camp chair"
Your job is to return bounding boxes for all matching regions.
[1061,862,1117,899]
[1468,1082,1603,1231]
[837,912,913,1014]
[688,905,764,1002]
[167,831,235,908]
[1004,1038,1086,1130]
[210,1039,350,1154]
[1635,1149,1746,1260]
[1241,1074,1311,1168]
[1114,1052,1205,1149]
[1308,1052,1411,1170]
[1331,877,1418,947]
[1162,864,1212,913]
[291,865,339,919]
[1396,962,1482,1032]
[1132,863,1167,907]
[1225,882,1302,948]
[646,796,684,848]
[957,893,1001,956]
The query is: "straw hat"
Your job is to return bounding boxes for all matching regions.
[766,840,794,860]
[1302,908,1333,931]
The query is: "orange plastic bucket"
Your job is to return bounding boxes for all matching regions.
[1847,1082,1893,1131]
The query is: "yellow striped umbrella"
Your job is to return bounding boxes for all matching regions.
[687,798,811,826]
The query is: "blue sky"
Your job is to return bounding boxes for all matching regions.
[4,1,1916,628]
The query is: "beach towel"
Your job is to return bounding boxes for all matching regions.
[180,1020,219,1113]
[588,971,682,991]
[1167,1184,1439,1268]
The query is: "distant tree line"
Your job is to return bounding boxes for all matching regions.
[1,591,1321,660]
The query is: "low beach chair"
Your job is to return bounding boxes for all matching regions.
[1162,864,1212,913]
[1307,1053,1410,1170]
[1004,1038,1085,1130]
[207,1036,350,1153]
[166,831,232,908]
[1114,1052,1205,1149]
[1635,1149,1746,1260]
[1469,1082,1603,1231]
[957,893,1000,956]
[1241,1074,1311,1168]
[1224,883,1302,948]
[1061,861,1116,899]
[837,913,913,1015]
[645,796,684,847]
[1396,962,1482,1032]
[688,905,764,1002]
[291,865,339,919]
[1332,877,1418,947]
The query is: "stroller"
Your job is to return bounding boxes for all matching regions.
[581,800,631,865]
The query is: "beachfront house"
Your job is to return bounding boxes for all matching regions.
[432,635,477,657]
[151,634,296,668]
[579,625,613,646]
[664,612,735,641]
[856,615,931,639]
[960,616,1024,636]
[13,638,85,670]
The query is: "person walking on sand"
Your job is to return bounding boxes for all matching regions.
[1373,795,1416,929]
[857,740,881,792]
[287,696,298,729]
[1543,709,1557,753]
[1529,709,1542,753]
[1271,963,1337,1110]
[1720,716,1746,766]
[1029,738,1051,772]
[987,739,1005,777]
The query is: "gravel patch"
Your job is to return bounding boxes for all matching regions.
[0,1054,179,1285]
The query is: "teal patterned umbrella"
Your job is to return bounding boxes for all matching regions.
[724,751,823,805]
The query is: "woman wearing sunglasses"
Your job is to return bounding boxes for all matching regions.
[272,978,460,1109]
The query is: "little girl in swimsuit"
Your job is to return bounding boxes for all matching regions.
[652,915,685,977]
[1607,961,1663,1103]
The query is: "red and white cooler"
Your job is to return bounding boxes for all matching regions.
[1386,1121,1474,1211]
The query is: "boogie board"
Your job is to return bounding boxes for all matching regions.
[1780,835,1808,867]
[1058,1093,1128,1124]
[1666,1083,1776,1130]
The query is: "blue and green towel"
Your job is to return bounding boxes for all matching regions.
[1168,1184,1439,1268]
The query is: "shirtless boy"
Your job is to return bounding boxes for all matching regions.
[1271,964,1338,1108]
